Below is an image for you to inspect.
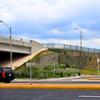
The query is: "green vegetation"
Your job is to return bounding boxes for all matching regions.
[80,69,100,75]
[15,65,80,79]
[57,63,77,69]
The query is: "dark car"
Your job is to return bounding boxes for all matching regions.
[0,67,15,83]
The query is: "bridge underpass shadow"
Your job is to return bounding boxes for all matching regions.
[0,51,28,67]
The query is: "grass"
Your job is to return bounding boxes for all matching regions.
[80,69,100,75]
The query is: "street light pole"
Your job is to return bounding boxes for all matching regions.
[10,27,12,67]
[74,28,83,69]
[0,20,12,67]
[80,30,82,55]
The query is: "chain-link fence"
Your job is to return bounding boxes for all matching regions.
[42,43,100,70]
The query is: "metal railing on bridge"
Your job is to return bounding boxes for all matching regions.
[42,43,100,54]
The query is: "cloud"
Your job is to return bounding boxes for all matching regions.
[0,0,100,49]
[34,38,100,49]
[0,0,88,23]
[49,28,65,34]
[0,8,15,24]
[83,39,100,49]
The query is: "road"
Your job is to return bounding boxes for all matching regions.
[1,75,100,100]
[0,89,100,100]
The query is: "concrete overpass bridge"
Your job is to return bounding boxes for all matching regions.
[0,36,46,69]
[0,36,100,70]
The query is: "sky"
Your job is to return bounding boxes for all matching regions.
[0,0,100,48]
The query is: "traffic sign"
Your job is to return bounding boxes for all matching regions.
[26,62,35,67]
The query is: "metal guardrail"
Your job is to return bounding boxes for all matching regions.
[42,43,100,53]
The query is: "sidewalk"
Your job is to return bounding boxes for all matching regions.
[13,75,100,82]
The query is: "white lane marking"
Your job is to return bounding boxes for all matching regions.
[78,95,100,98]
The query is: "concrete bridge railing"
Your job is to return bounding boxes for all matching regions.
[0,37,43,54]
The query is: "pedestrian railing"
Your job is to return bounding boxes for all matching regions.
[42,43,100,53]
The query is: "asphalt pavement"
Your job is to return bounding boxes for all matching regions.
[0,89,100,100]
[0,75,100,100]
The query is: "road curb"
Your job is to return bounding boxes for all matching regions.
[87,78,100,80]
[0,83,100,89]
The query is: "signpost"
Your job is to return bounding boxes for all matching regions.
[26,62,35,84]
